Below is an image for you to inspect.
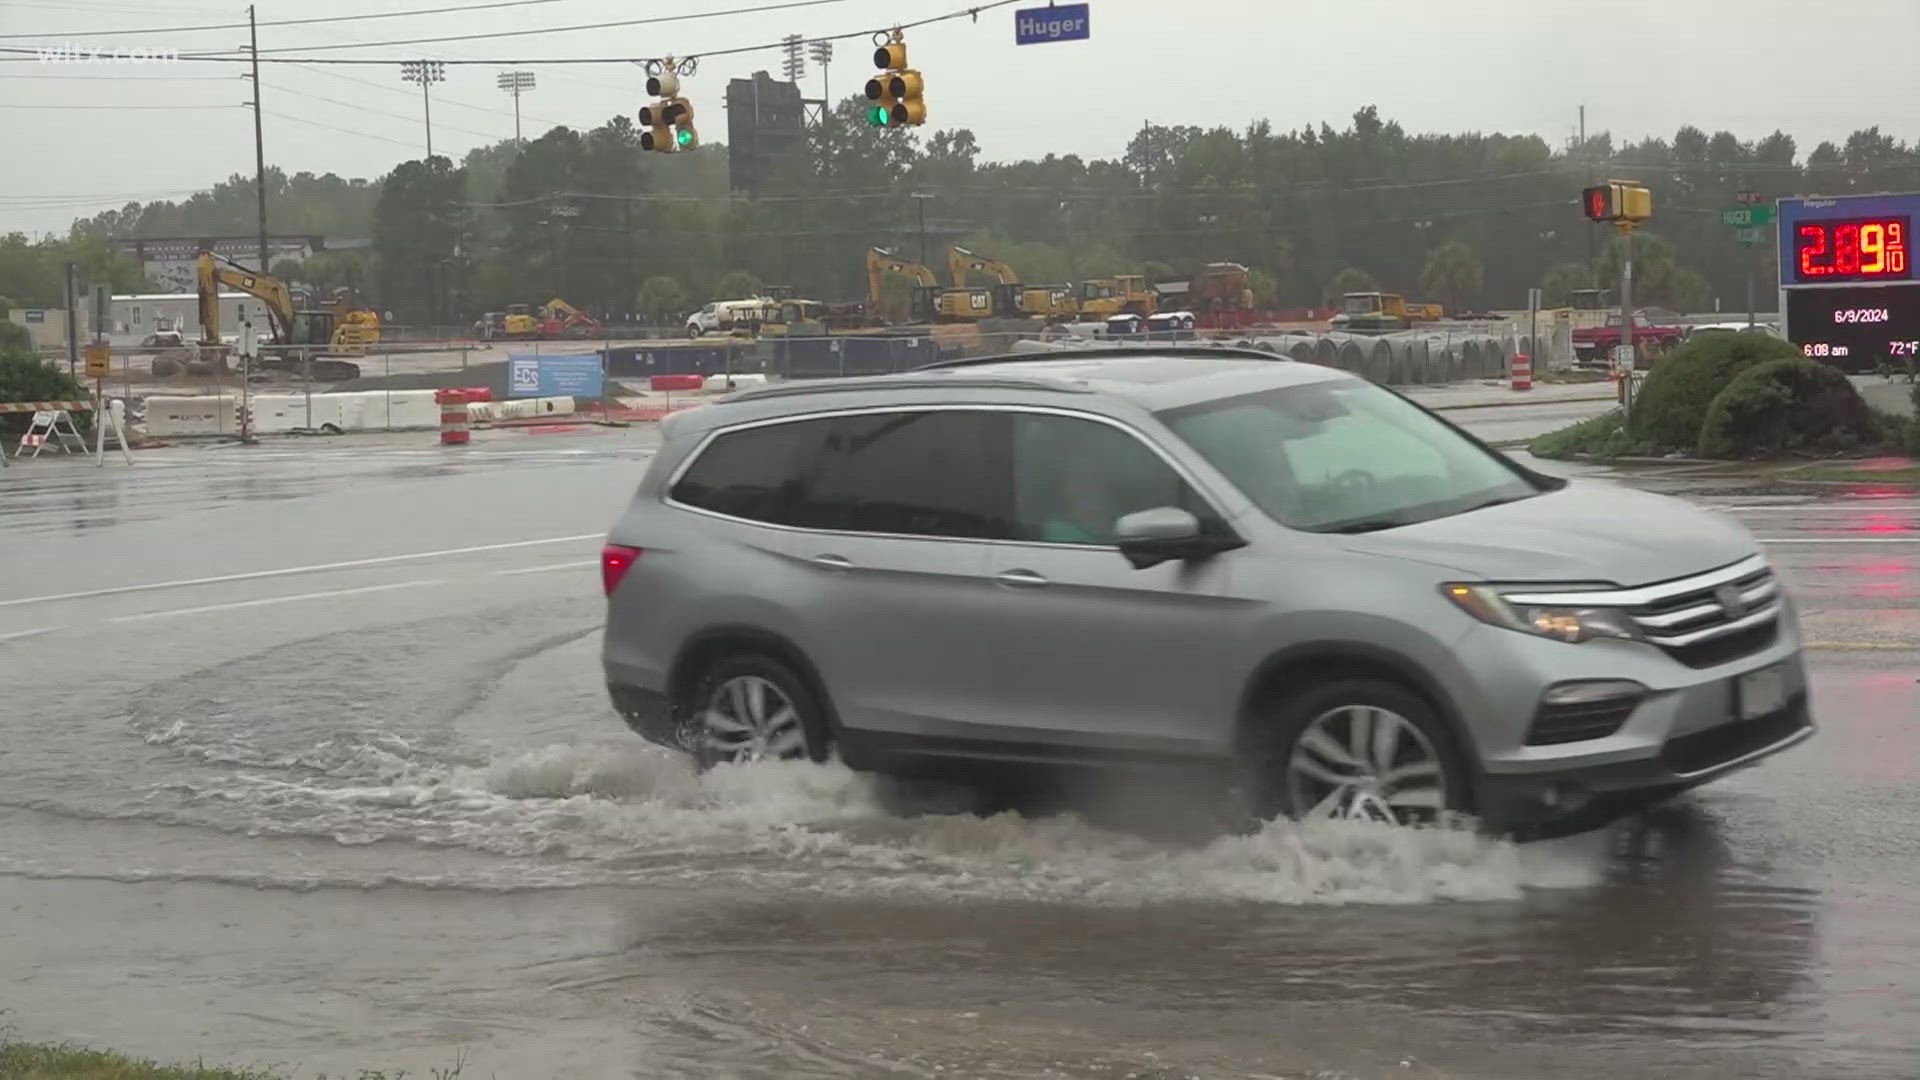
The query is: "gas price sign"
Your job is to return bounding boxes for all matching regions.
[1792,217,1909,282]
[1780,193,1920,286]
[1785,284,1920,371]
[1780,192,1920,370]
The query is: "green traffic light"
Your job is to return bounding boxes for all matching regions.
[867,105,890,127]
[676,128,693,147]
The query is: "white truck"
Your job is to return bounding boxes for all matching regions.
[685,298,776,338]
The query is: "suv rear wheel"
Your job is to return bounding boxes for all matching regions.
[1251,678,1469,826]
[687,654,830,769]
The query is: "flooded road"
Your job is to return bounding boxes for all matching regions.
[2,428,1917,1078]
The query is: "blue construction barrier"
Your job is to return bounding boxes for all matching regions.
[772,334,938,378]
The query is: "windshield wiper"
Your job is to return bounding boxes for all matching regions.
[1461,492,1536,514]
[1322,517,1410,534]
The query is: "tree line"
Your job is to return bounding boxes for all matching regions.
[6,104,1919,326]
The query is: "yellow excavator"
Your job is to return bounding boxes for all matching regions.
[194,252,378,378]
[947,245,1079,321]
[866,246,993,324]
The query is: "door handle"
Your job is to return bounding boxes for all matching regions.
[994,568,1049,589]
[810,554,853,570]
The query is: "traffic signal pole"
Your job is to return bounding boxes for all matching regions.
[1618,221,1635,420]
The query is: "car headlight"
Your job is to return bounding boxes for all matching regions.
[1442,583,1643,644]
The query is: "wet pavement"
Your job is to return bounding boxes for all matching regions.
[1,421,1917,1079]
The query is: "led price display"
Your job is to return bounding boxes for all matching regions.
[1786,284,1920,371]
[1793,216,1911,282]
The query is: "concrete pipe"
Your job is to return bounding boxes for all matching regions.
[1337,340,1367,376]
[1485,338,1507,379]
[1409,337,1433,384]
[1460,339,1483,378]
[1315,337,1341,368]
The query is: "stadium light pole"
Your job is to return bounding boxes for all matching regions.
[400,59,446,158]
[496,70,535,143]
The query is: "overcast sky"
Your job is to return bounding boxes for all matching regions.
[2,0,1915,237]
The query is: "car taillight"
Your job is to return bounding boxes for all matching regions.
[601,544,641,597]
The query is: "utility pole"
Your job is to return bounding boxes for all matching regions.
[1580,105,1594,267]
[496,70,535,142]
[247,5,268,272]
[912,191,932,267]
[63,261,79,378]
[400,60,446,158]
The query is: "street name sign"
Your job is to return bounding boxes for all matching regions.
[1722,206,1775,228]
[1015,3,1090,44]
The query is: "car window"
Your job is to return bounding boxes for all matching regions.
[1160,379,1540,533]
[668,418,829,525]
[1010,413,1225,545]
[794,410,1012,540]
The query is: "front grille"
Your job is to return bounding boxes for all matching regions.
[1527,699,1638,745]
[1661,695,1810,775]
[1625,560,1781,668]
[1661,618,1780,668]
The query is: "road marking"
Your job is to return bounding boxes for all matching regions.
[493,559,599,576]
[0,533,605,609]
[111,579,445,624]
[0,626,59,644]
[1758,534,1920,543]
[1723,504,1920,513]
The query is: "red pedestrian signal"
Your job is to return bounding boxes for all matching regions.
[1583,185,1613,222]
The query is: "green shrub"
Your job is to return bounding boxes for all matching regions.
[0,347,91,437]
[1528,409,1657,460]
[0,318,33,356]
[1697,358,1879,458]
[1629,331,1800,451]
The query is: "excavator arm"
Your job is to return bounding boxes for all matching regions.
[866,246,937,311]
[948,245,1017,287]
[196,251,295,346]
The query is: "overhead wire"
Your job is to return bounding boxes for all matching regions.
[0,0,635,39]
[0,0,1025,65]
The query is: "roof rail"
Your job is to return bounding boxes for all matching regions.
[910,342,1286,371]
[722,373,1093,403]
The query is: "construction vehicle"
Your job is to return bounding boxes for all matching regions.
[866,247,992,324]
[1328,292,1446,333]
[947,245,1079,321]
[189,252,370,379]
[1077,275,1157,319]
[501,303,540,338]
[1154,262,1254,328]
[537,297,603,339]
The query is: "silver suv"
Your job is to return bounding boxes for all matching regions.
[600,348,1812,833]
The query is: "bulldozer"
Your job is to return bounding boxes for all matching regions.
[947,245,1079,321]
[1077,274,1157,319]
[182,252,371,379]
[866,247,993,324]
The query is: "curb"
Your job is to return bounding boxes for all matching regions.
[1427,393,1619,412]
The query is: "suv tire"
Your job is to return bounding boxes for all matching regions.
[1248,677,1470,826]
[685,653,831,769]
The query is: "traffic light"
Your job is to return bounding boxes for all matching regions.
[1581,181,1652,224]
[640,68,696,151]
[865,32,925,126]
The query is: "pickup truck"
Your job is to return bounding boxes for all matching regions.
[1572,311,1685,365]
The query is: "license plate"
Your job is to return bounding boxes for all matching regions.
[1736,664,1788,720]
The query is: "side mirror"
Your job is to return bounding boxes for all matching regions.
[1114,506,1245,570]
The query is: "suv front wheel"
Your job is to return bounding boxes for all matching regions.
[686,654,830,769]
[1251,678,1469,826]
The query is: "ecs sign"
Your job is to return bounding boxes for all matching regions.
[1014,3,1090,44]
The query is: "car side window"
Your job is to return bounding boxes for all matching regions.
[794,410,1012,540]
[669,418,830,525]
[1010,413,1224,545]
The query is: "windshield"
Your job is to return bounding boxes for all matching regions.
[1341,294,1381,315]
[1158,378,1540,532]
